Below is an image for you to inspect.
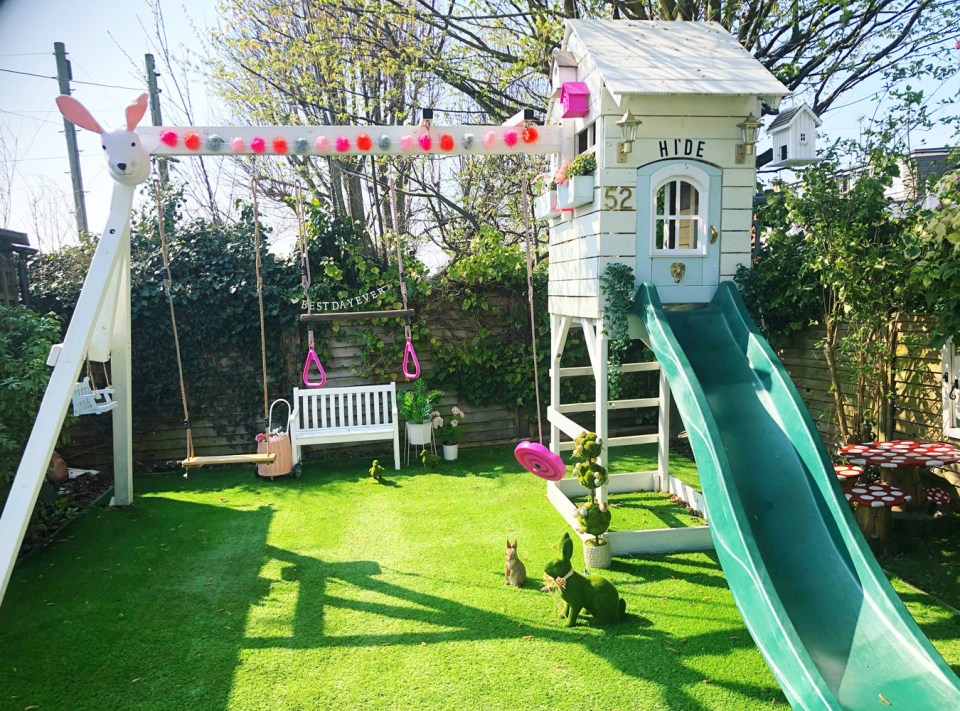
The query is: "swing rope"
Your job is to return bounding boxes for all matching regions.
[520,174,543,444]
[388,174,420,380]
[294,180,326,387]
[251,179,271,440]
[154,179,195,460]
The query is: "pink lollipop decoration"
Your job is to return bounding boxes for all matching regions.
[229,137,245,153]
[515,441,565,481]
[418,132,432,151]
[250,137,266,154]
[159,130,178,147]
[482,131,497,149]
[399,135,415,152]
[503,130,518,147]
[314,136,330,152]
[335,136,350,152]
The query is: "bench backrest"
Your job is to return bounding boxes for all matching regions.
[294,383,397,431]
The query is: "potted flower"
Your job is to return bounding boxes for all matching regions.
[533,174,561,220]
[561,152,596,209]
[400,379,444,446]
[433,406,465,460]
[572,430,612,569]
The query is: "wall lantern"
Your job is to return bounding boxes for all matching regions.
[616,110,641,163]
[736,113,761,164]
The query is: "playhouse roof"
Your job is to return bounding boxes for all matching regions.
[563,20,789,106]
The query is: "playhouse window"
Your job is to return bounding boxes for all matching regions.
[943,341,960,440]
[654,179,702,250]
[780,145,788,161]
[576,124,595,154]
[800,132,807,143]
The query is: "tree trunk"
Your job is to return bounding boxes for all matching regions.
[823,317,851,444]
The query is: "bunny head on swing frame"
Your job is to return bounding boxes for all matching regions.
[55,93,151,186]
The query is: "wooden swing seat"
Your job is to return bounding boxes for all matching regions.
[181,453,277,469]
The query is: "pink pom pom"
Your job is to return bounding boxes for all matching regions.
[503,130,518,147]
[159,130,178,147]
[336,136,350,152]
[482,131,497,149]
[399,135,414,152]
[229,137,245,152]
[250,137,266,154]
[418,132,432,151]
[314,136,330,152]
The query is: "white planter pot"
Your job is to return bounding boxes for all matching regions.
[583,539,612,569]
[406,422,433,446]
[561,175,595,209]
[533,190,561,219]
[442,444,459,461]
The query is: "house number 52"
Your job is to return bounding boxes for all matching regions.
[603,187,635,211]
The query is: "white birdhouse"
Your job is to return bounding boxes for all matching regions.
[550,49,578,98]
[767,103,821,167]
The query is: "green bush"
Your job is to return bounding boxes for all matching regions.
[566,152,597,177]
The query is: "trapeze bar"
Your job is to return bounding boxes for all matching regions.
[300,309,416,322]
[181,453,277,469]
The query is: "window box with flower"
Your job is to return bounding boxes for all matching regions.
[558,152,596,209]
[433,406,466,461]
[533,174,561,220]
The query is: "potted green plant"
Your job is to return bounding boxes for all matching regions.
[561,152,596,209]
[533,173,561,220]
[433,406,465,461]
[572,430,612,568]
[400,380,444,446]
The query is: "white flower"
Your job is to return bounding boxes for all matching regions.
[432,417,443,429]
[452,406,464,418]
[429,410,440,419]
[450,420,458,427]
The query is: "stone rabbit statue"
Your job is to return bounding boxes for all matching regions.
[505,539,527,587]
[543,532,625,626]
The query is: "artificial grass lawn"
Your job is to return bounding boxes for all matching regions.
[572,491,706,532]
[609,442,703,492]
[0,444,957,710]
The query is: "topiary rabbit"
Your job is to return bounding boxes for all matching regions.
[543,532,625,626]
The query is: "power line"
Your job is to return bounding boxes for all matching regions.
[0,67,55,80]
[0,66,143,91]
[0,108,62,126]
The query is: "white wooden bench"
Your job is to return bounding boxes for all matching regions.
[289,383,400,470]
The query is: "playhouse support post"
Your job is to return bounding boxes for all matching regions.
[111,235,133,506]
[0,183,135,606]
[549,314,571,455]
[658,368,671,491]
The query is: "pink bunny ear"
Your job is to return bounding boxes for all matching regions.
[125,93,148,131]
[55,95,103,134]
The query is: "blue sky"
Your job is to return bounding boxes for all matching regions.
[0,0,956,249]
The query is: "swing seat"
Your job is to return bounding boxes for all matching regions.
[181,452,277,469]
[71,377,118,416]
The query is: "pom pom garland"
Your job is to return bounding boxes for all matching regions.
[522,126,538,143]
[418,132,432,151]
[439,134,454,151]
[482,131,497,149]
[159,130,177,147]
[229,137,245,153]
[356,133,372,151]
[294,138,310,153]
[273,137,288,154]
[378,135,391,150]
[314,136,330,152]
[184,132,201,150]
[335,136,350,152]
[462,133,475,149]
[250,137,266,153]
[207,135,224,151]
[399,135,415,152]
[503,130,518,147]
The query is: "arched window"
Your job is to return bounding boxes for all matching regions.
[654,178,703,251]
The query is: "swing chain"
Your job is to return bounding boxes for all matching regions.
[388,175,412,342]
[252,180,271,440]
[520,174,544,445]
[295,180,313,316]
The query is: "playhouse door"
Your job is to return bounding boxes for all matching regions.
[636,160,721,303]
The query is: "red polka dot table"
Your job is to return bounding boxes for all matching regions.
[839,440,960,513]
[842,482,911,539]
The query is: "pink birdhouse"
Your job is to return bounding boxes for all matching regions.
[560,82,590,119]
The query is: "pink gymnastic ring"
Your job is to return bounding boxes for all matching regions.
[514,441,565,481]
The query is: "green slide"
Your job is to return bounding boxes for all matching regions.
[635,281,960,710]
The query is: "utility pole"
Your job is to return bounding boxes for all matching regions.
[144,53,168,185]
[54,41,89,237]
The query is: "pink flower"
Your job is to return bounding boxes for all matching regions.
[554,161,570,185]
[432,417,443,429]
[452,407,464,418]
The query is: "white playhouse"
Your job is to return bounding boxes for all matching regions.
[538,20,789,554]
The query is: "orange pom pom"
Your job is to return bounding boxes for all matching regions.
[522,126,539,143]
[273,137,288,154]
[183,132,201,150]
